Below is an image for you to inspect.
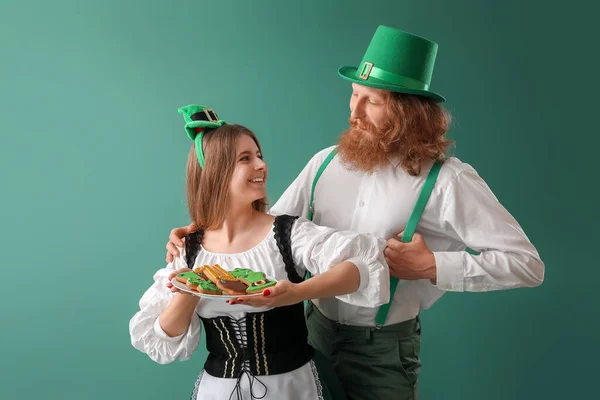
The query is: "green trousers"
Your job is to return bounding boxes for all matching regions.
[306,302,422,400]
[312,347,349,400]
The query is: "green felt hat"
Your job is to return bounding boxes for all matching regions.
[338,25,445,102]
[177,104,227,168]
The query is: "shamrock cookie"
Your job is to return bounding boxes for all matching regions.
[194,279,222,295]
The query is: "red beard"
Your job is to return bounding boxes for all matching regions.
[337,118,391,173]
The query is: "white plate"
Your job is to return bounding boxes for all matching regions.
[171,277,263,300]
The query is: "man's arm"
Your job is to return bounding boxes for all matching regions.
[432,166,545,291]
[385,165,544,291]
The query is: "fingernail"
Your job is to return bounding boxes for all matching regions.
[226,300,230,303]
[238,299,243,303]
[178,242,184,247]
[263,289,271,297]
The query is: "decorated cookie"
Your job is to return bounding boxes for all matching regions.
[194,279,222,295]
[203,264,248,295]
[176,271,222,295]
[203,264,236,282]
[193,265,210,280]
[230,268,277,293]
[216,279,249,296]
[176,271,204,289]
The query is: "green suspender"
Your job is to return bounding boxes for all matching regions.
[308,149,338,221]
[307,149,442,326]
[305,148,338,279]
[374,161,442,326]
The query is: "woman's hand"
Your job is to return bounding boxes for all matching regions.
[160,267,200,337]
[227,280,303,308]
[166,267,194,294]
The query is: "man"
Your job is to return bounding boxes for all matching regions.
[165,25,544,400]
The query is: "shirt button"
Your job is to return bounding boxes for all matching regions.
[359,201,366,207]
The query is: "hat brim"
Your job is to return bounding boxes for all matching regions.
[185,120,225,130]
[338,66,445,103]
[184,120,226,140]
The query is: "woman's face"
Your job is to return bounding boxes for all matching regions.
[229,134,267,204]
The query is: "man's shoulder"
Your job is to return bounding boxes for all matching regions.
[312,145,338,162]
[301,145,338,169]
[435,156,485,190]
[439,156,476,179]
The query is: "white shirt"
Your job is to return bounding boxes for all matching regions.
[269,146,545,327]
[129,217,389,399]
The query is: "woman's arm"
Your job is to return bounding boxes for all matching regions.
[158,268,201,337]
[296,261,360,299]
[290,218,390,308]
[229,261,360,308]
[129,259,202,364]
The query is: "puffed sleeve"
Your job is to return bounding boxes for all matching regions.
[128,246,202,364]
[290,217,390,308]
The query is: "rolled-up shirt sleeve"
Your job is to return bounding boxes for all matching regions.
[290,217,390,308]
[128,251,201,364]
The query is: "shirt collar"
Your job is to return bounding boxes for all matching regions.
[387,155,401,167]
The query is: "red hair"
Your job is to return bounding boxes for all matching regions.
[383,92,454,175]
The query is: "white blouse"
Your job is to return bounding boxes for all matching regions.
[129,217,389,400]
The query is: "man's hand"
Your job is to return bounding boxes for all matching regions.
[165,223,197,263]
[384,232,437,284]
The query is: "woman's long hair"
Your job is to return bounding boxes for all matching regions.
[186,124,267,230]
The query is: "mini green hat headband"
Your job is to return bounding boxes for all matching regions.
[177,104,227,168]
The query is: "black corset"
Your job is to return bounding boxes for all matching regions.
[200,302,313,378]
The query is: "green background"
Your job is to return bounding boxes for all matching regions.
[0,0,596,399]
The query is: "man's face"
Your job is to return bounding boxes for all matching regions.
[337,84,394,172]
[349,83,390,133]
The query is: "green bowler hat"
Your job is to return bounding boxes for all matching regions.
[338,25,445,102]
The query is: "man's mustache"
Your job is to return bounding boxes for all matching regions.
[349,118,377,133]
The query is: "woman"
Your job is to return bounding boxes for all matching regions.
[129,104,390,400]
